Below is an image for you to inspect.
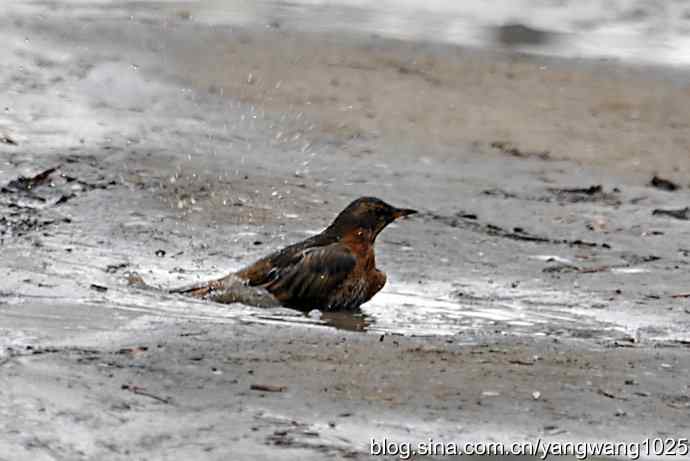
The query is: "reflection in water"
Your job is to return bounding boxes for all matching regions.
[247,308,372,332]
[318,309,371,332]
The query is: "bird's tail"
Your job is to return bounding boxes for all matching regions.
[127,273,280,307]
[168,279,223,298]
[127,273,160,292]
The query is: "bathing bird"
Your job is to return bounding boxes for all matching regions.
[171,196,416,311]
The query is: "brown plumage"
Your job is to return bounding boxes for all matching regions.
[171,197,416,311]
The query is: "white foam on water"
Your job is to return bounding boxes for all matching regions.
[611,267,650,274]
[530,254,573,264]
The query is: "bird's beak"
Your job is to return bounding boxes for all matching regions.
[392,207,418,220]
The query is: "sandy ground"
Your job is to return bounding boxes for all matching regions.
[2,1,690,460]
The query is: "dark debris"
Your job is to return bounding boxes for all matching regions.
[490,141,550,160]
[1,166,58,194]
[0,135,18,146]
[652,207,690,220]
[650,175,679,192]
[547,185,621,206]
[0,161,116,242]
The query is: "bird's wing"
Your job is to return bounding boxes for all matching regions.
[260,243,356,303]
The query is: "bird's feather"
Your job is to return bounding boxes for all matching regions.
[258,243,356,307]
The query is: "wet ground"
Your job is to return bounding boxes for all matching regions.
[2,1,690,460]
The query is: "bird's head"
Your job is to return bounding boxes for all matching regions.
[326,197,417,241]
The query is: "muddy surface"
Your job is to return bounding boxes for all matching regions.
[2,1,690,460]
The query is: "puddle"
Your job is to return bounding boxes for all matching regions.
[132,277,611,339]
[3,269,685,345]
[360,280,626,339]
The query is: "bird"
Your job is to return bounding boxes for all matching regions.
[170,196,417,311]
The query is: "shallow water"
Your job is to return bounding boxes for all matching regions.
[80,276,682,344]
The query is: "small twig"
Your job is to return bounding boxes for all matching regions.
[597,388,627,400]
[90,283,108,292]
[121,384,171,404]
[251,383,287,393]
[508,359,535,366]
